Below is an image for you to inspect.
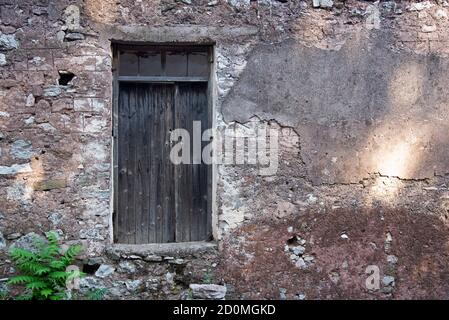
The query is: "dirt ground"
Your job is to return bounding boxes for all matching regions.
[217,207,449,299]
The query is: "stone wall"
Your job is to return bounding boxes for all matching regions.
[2,0,449,299]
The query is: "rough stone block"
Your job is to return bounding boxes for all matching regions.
[74,98,106,112]
[51,98,73,112]
[189,284,227,300]
[0,163,32,175]
[0,32,19,50]
[27,50,54,71]
[95,264,115,278]
[83,115,107,133]
[54,56,110,72]
[0,53,6,66]
[10,139,34,159]
[33,179,67,191]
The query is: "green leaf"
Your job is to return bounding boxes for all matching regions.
[87,288,107,300]
[18,262,50,275]
[66,269,83,282]
[49,271,70,280]
[15,293,33,301]
[8,275,39,285]
[49,292,66,300]
[49,260,66,269]
[45,231,59,245]
[39,246,59,260]
[26,281,47,290]
[35,266,51,276]
[63,245,83,263]
[7,230,84,300]
[9,248,37,262]
[40,288,53,298]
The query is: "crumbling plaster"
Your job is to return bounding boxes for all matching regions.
[221,31,449,184]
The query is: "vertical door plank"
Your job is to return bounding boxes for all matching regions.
[117,85,129,243]
[206,78,213,241]
[174,83,209,242]
[135,85,145,244]
[174,84,190,242]
[198,85,209,241]
[140,85,150,244]
[148,86,157,243]
[127,85,137,244]
[159,85,167,242]
[198,84,210,241]
[174,84,183,241]
[163,86,176,242]
[174,85,181,243]
[154,86,162,243]
[191,88,201,241]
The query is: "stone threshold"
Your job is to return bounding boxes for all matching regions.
[106,241,218,260]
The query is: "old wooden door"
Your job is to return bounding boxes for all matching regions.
[114,46,212,244]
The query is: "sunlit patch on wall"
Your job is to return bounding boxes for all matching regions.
[84,0,118,24]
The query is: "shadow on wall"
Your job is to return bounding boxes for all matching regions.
[220,29,449,198]
[0,135,99,236]
[1,149,63,233]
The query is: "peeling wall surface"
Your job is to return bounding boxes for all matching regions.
[222,36,449,183]
[2,0,449,299]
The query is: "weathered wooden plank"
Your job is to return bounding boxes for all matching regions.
[206,77,213,241]
[185,87,194,241]
[191,88,200,241]
[118,84,131,243]
[147,84,158,243]
[127,85,137,244]
[174,84,189,242]
[174,83,210,242]
[198,85,209,241]
[174,84,182,243]
[117,85,128,243]
[154,86,162,243]
[140,86,150,244]
[168,88,177,242]
[198,83,210,241]
[159,85,167,243]
[135,85,145,244]
[163,85,176,242]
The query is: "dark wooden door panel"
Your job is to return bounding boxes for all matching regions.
[174,83,210,242]
[116,82,210,244]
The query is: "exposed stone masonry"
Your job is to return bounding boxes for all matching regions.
[1,0,449,299]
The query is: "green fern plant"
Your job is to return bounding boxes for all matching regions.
[8,231,84,300]
[70,287,108,300]
[86,288,108,300]
[202,267,214,284]
[0,286,9,300]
